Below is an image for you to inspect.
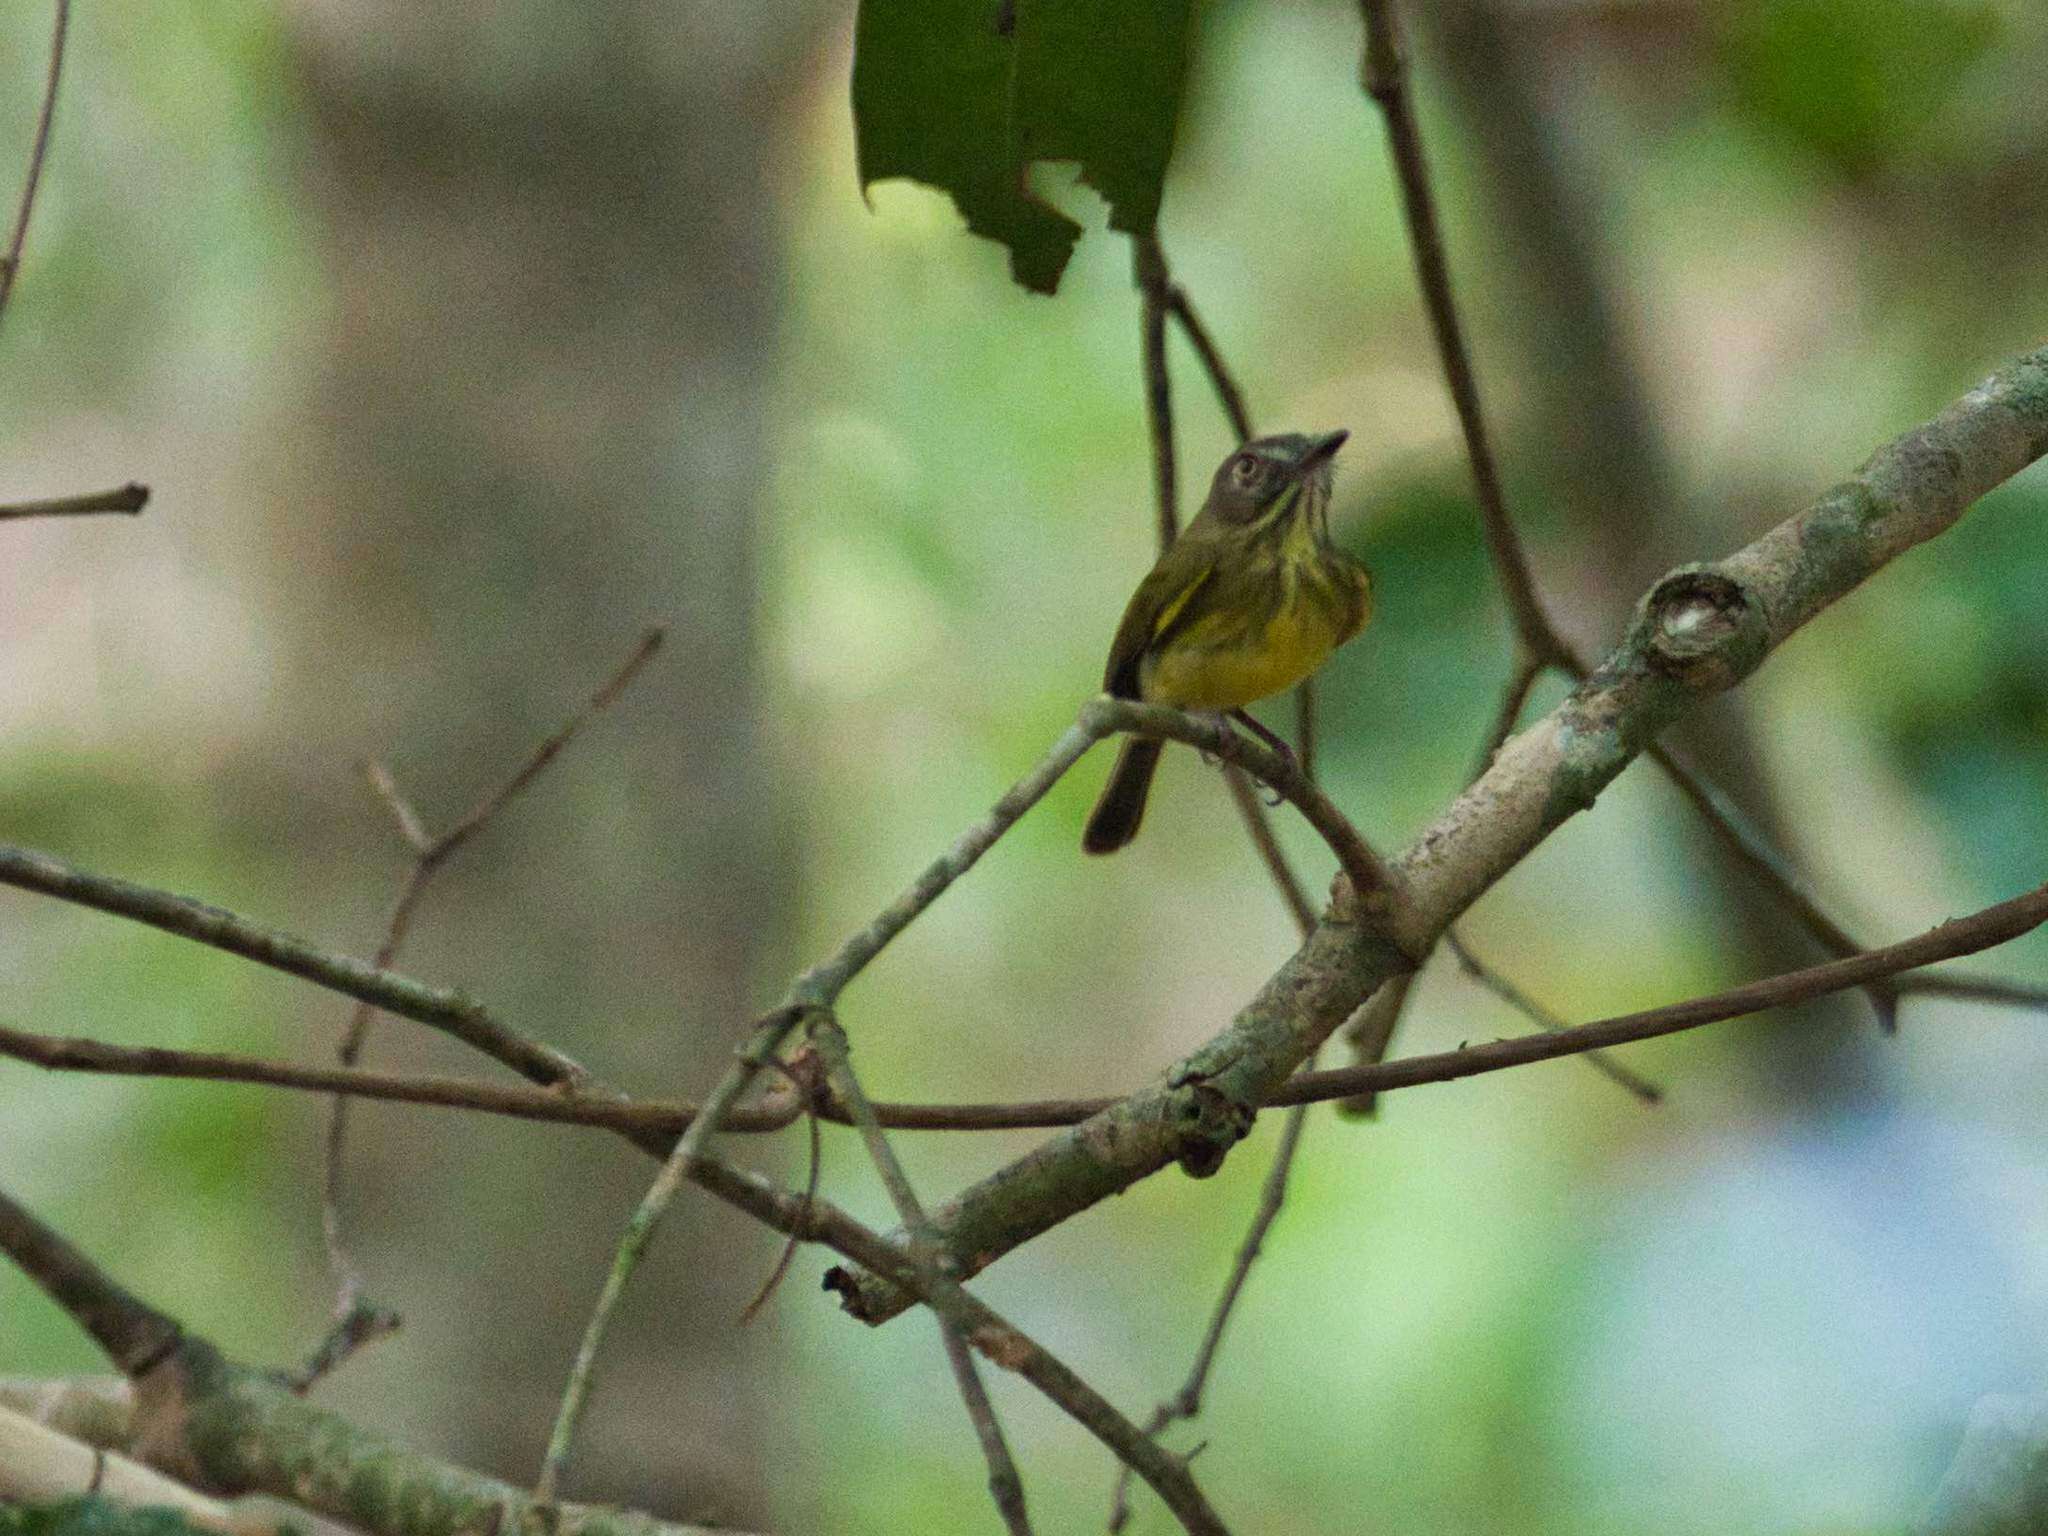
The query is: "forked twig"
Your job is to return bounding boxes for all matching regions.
[809,1015,1034,1536]
[309,626,665,1386]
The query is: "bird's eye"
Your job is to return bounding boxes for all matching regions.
[1228,453,1261,489]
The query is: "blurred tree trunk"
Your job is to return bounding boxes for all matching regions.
[1425,0,1880,1106]
[246,8,829,1524]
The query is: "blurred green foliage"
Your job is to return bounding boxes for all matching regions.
[5,2,2048,1534]
[1720,0,2004,176]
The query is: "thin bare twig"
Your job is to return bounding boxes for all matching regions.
[737,1057,821,1325]
[0,0,69,331]
[1443,929,1660,1102]
[1128,235,1325,1528]
[0,483,148,521]
[0,844,586,1084]
[532,1004,805,1508]
[1109,1083,1312,1532]
[1134,234,1179,548]
[1161,287,1254,446]
[809,1015,1033,1536]
[311,627,664,1385]
[11,881,2048,1135]
[1352,0,1907,1031]
[1293,679,1317,784]
[1642,738,1896,1028]
[692,1157,1235,1536]
[1357,0,1566,667]
[1220,767,1316,933]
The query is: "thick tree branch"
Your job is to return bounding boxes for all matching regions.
[0,1188,736,1536]
[826,344,2048,1324]
[0,1404,258,1536]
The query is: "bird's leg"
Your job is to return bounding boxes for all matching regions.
[1228,709,1296,804]
[1230,708,1295,766]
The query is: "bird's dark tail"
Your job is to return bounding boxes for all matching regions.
[1082,738,1163,855]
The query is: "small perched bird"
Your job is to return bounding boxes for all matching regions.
[1083,430,1373,855]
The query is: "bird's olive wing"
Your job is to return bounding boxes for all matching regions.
[1103,548,1214,698]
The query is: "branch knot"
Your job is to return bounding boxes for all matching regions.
[1168,1082,1256,1179]
[1636,565,1767,694]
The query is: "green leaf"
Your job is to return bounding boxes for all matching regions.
[851,0,1194,294]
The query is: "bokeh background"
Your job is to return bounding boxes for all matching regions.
[6,2,2048,1532]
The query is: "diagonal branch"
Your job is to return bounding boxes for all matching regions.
[1088,699,1410,937]
[0,1186,738,1536]
[1351,0,1933,1034]
[1357,0,1566,667]
[825,342,2048,1325]
[1444,929,1661,1102]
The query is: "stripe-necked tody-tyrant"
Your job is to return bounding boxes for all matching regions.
[1083,430,1373,854]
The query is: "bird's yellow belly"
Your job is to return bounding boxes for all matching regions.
[1141,602,1340,711]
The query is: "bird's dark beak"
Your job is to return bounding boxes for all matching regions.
[1300,429,1349,469]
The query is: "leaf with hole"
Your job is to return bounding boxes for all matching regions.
[851,0,1194,294]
